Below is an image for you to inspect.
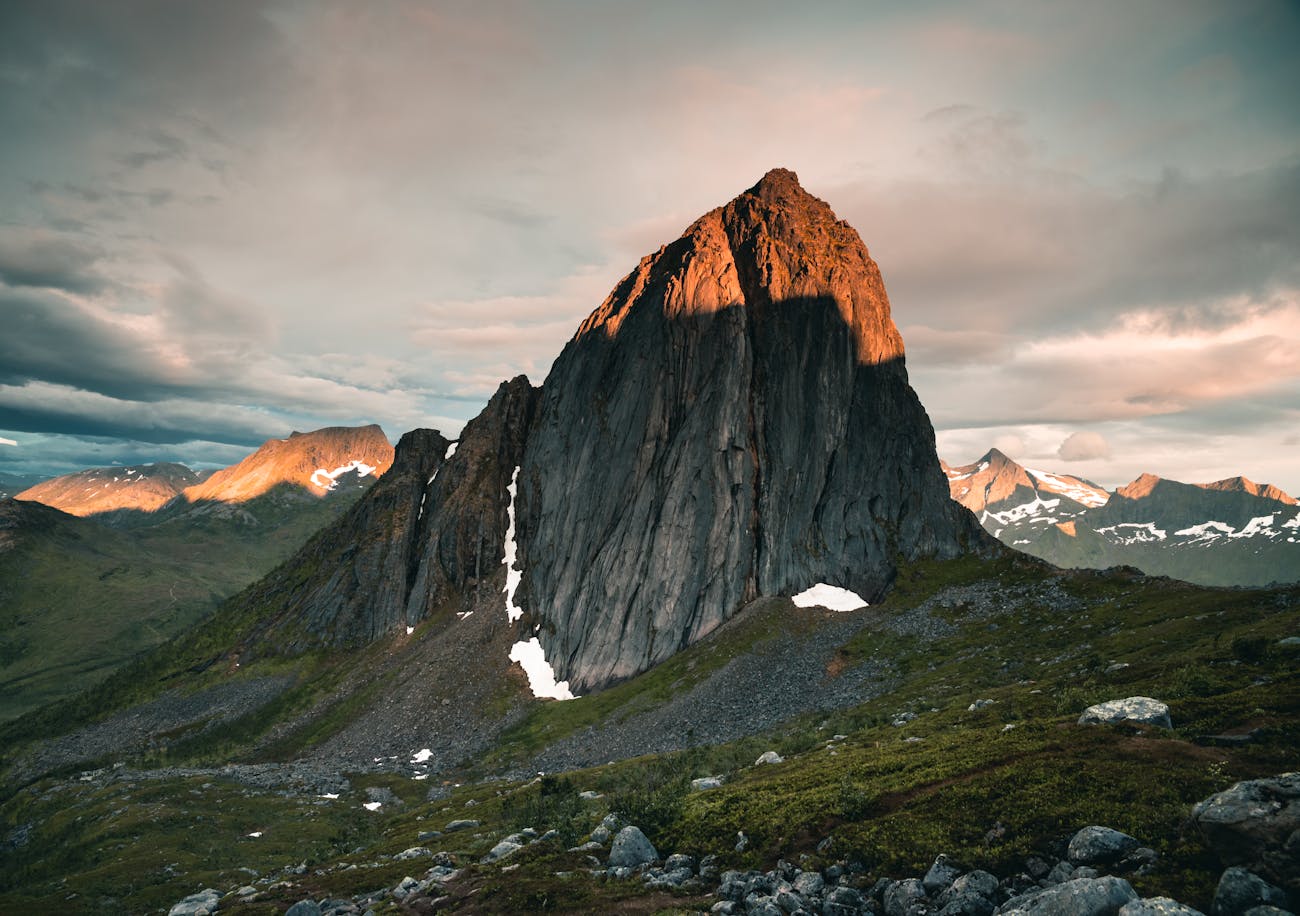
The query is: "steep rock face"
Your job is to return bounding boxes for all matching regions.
[181,425,393,505]
[17,462,203,516]
[517,169,987,691]
[243,379,538,649]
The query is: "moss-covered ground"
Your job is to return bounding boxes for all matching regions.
[1,557,1296,913]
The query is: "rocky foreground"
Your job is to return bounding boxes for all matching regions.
[163,773,1298,916]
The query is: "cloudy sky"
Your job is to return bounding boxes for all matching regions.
[2,1,1297,492]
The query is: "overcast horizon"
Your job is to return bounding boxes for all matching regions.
[2,1,1297,492]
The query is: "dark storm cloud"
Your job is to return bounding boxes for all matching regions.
[0,232,106,293]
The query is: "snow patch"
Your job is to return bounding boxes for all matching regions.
[1230,515,1276,538]
[1097,522,1167,544]
[248,831,262,838]
[318,793,339,800]
[1026,469,1109,507]
[412,748,433,763]
[791,584,868,612]
[363,802,383,811]
[406,626,414,635]
[456,611,473,620]
[509,637,576,700]
[445,441,458,460]
[311,459,377,490]
[1175,520,1234,540]
[982,496,1061,526]
[502,466,523,623]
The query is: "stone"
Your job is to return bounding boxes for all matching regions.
[692,775,726,791]
[395,846,431,860]
[924,854,964,894]
[665,853,696,873]
[939,870,1001,915]
[481,838,524,863]
[969,699,996,711]
[1078,697,1172,729]
[1068,826,1142,866]
[517,168,989,693]
[793,871,825,897]
[589,824,612,844]
[825,886,867,914]
[756,750,785,765]
[1192,773,1300,893]
[285,901,322,916]
[998,876,1139,915]
[1211,867,1290,915]
[1117,898,1206,915]
[168,889,222,916]
[608,825,658,868]
[444,818,480,832]
[885,877,927,916]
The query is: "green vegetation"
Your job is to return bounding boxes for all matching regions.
[1,556,1296,913]
[0,487,367,722]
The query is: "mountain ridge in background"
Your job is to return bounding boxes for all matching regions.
[944,449,1300,586]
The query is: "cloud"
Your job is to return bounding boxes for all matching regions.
[1057,431,1110,461]
[0,229,106,293]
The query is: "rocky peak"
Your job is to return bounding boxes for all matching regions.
[518,169,989,691]
[1198,476,1296,506]
[1115,473,1163,501]
[575,167,904,367]
[181,424,394,504]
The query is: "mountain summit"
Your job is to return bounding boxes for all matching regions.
[234,169,989,703]
[521,168,983,689]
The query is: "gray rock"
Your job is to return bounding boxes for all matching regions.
[394,846,431,860]
[1078,697,1172,729]
[1045,861,1076,886]
[1212,867,1290,915]
[692,775,726,791]
[390,877,421,900]
[517,169,988,694]
[969,699,996,711]
[794,871,825,897]
[168,889,222,916]
[1118,898,1206,915]
[712,903,740,915]
[286,901,323,916]
[1241,907,1293,916]
[444,818,480,832]
[939,871,1001,915]
[885,877,927,916]
[589,824,612,844]
[481,838,524,863]
[1068,826,1141,866]
[825,886,867,914]
[608,825,658,868]
[756,751,786,765]
[998,876,1138,915]
[1193,774,1300,894]
[924,854,964,894]
[665,853,696,873]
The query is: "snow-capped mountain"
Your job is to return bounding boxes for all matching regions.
[944,451,1300,586]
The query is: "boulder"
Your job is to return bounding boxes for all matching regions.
[884,877,927,916]
[1078,697,1172,729]
[1068,826,1142,866]
[608,825,658,868]
[998,876,1139,915]
[481,837,525,863]
[1118,898,1205,915]
[692,775,726,791]
[924,854,965,895]
[755,751,785,765]
[1211,867,1290,915]
[939,871,1001,916]
[444,818,480,832]
[285,901,322,916]
[168,889,222,916]
[1192,773,1300,893]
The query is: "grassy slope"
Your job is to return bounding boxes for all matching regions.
[1,556,1296,913]
[0,488,365,722]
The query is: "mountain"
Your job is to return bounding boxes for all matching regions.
[944,452,1300,586]
[0,426,397,721]
[229,169,987,699]
[15,462,205,516]
[180,424,393,505]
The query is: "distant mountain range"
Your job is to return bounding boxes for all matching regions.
[943,448,1300,586]
[0,425,394,720]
